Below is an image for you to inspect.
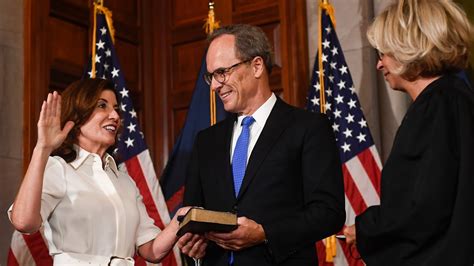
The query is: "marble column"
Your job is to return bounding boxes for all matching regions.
[0,0,23,263]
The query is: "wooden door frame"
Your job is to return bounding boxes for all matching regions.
[141,0,170,170]
[23,0,50,171]
[280,0,309,108]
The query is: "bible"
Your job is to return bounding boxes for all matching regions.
[177,208,238,236]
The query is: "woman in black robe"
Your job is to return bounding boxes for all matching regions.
[343,0,474,265]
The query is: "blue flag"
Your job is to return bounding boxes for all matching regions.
[160,54,228,215]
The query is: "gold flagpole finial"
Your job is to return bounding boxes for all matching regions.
[204,1,221,35]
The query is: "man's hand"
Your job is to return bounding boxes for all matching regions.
[206,216,266,251]
[343,224,356,245]
[177,233,208,259]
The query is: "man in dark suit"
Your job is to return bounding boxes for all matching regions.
[178,24,345,265]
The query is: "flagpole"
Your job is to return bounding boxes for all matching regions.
[205,1,220,126]
[317,0,326,113]
[318,1,339,261]
[91,1,100,78]
[91,1,116,79]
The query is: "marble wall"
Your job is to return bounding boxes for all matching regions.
[0,0,23,264]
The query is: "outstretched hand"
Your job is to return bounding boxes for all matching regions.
[36,91,74,152]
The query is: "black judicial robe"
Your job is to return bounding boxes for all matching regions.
[355,74,474,265]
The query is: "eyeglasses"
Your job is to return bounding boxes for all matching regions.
[203,59,253,85]
[376,50,385,60]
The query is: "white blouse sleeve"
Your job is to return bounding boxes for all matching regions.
[7,156,66,228]
[40,156,67,223]
[135,187,161,247]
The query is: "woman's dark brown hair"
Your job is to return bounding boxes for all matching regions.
[52,78,119,162]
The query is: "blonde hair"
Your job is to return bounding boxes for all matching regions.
[367,0,473,80]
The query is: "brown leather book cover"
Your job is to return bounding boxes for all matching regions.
[177,208,238,236]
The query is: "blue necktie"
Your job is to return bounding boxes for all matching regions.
[232,116,255,197]
[230,116,255,264]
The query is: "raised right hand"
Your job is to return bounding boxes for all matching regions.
[36,91,75,152]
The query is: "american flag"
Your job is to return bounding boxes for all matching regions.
[308,5,382,266]
[7,8,181,266]
[8,230,52,265]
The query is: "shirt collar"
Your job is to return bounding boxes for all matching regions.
[69,145,119,177]
[237,93,276,128]
[103,153,119,176]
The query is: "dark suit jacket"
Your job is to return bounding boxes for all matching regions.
[184,98,345,265]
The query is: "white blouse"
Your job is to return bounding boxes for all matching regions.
[17,147,161,258]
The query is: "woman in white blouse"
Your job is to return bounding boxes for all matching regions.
[9,78,206,265]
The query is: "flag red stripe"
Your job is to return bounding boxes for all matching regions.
[357,149,381,196]
[339,241,365,266]
[125,157,179,266]
[161,252,180,266]
[342,164,367,215]
[125,157,165,229]
[7,248,20,266]
[166,186,184,212]
[133,254,147,266]
[22,231,53,266]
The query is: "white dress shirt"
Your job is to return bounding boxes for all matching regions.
[230,93,277,163]
[10,146,160,260]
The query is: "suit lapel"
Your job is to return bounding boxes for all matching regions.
[236,98,294,199]
[220,114,237,199]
